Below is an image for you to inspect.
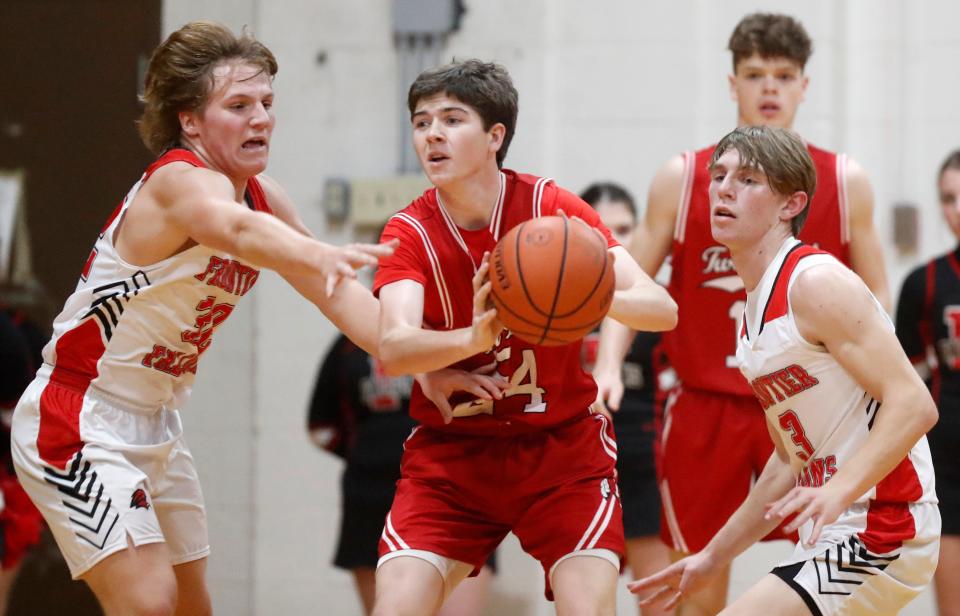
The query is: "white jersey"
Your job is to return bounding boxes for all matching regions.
[737,238,936,558]
[41,149,271,414]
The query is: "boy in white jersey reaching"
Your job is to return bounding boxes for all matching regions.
[629,126,940,615]
[8,22,499,616]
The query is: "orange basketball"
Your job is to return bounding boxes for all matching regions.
[489,215,615,346]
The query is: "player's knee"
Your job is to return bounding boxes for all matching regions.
[119,589,178,616]
[96,571,177,616]
[551,563,616,616]
[175,592,212,616]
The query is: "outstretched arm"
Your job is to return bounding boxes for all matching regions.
[152,166,392,289]
[257,175,391,355]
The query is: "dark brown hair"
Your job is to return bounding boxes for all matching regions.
[728,13,813,71]
[580,182,637,220]
[710,126,817,236]
[138,21,278,155]
[939,149,960,181]
[408,59,518,168]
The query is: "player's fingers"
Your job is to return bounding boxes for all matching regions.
[431,395,453,424]
[663,590,685,611]
[607,382,624,412]
[474,281,493,310]
[805,515,825,547]
[472,258,490,293]
[636,585,674,606]
[325,274,336,298]
[627,565,681,593]
[478,308,499,327]
[354,239,397,258]
[765,489,802,520]
[785,504,817,535]
[342,248,380,268]
[473,374,505,399]
[464,383,493,400]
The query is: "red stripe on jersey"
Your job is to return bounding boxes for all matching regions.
[923,261,940,402]
[98,199,125,237]
[857,456,923,553]
[142,148,204,182]
[858,501,916,554]
[245,176,273,215]
[37,319,105,467]
[141,149,274,216]
[80,248,98,282]
[761,245,826,326]
[875,456,923,503]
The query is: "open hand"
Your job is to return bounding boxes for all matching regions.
[323,238,398,296]
[764,484,848,547]
[627,551,719,611]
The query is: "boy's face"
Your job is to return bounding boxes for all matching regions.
[940,168,960,240]
[410,92,504,189]
[180,61,275,180]
[729,54,809,129]
[708,148,805,250]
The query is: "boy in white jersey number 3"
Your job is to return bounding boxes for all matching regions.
[630,126,940,615]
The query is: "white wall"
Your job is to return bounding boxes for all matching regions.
[162,1,958,613]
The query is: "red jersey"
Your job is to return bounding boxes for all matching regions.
[665,143,851,395]
[374,170,617,435]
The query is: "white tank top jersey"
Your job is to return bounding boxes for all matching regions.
[737,238,936,557]
[41,149,271,413]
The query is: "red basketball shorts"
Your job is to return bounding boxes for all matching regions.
[657,386,797,553]
[379,413,624,599]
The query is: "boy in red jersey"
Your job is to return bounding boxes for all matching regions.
[595,13,891,614]
[372,60,677,615]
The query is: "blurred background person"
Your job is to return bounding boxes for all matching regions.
[895,149,960,616]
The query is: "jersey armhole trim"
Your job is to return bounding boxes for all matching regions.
[837,153,850,245]
[673,151,696,243]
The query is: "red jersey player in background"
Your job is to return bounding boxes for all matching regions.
[371,60,677,615]
[595,13,890,615]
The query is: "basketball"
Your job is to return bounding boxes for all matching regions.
[489,215,615,346]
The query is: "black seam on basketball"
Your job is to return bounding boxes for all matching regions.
[515,222,551,318]
[539,217,569,344]
[550,234,612,318]
[492,287,607,332]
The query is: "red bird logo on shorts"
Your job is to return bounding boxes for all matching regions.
[130,488,150,510]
